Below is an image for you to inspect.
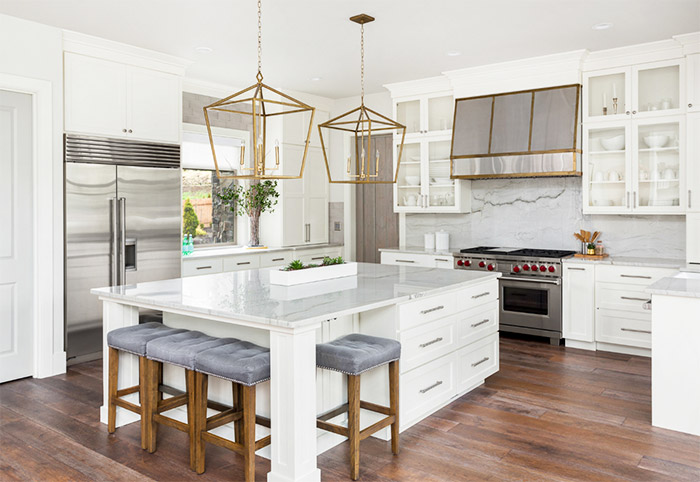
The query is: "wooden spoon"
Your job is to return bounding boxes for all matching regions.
[591,231,600,243]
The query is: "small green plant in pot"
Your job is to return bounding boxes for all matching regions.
[282,256,345,271]
[218,180,279,247]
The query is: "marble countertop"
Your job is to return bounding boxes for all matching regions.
[92,263,500,329]
[647,271,700,298]
[378,246,460,256]
[184,243,343,260]
[563,256,685,269]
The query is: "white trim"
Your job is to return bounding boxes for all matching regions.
[384,76,451,98]
[182,121,248,141]
[0,73,65,378]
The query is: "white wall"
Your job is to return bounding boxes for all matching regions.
[0,13,65,375]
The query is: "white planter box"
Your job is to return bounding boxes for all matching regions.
[269,262,358,286]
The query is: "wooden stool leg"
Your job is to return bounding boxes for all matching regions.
[242,385,257,482]
[107,347,119,434]
[348,374,361,481]
[232,383,243,443]
[185,369,197,471]
[194,372,208,475]
[139,356,150,450]
[144,359,160,453]
[388,361,400,455]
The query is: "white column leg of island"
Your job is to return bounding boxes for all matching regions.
[99,300,141,427]
[268,326,322,482]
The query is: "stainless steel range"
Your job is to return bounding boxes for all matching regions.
[454,247,576,345]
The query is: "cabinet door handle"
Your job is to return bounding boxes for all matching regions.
[633,191,637,208]
[621,296,648,301]
[471,291,490,299]
[419,380,443,394]
[196,265,212,270]
[626,191,630,208]
[471,356,490,367]
[272,257,285,262]
[567,267,585,271]
[471,319,490,328]
[419,337,443,348]
[237,261,251,266]
[689,190,692,209]
[420,305,444,315]
[621,328,651,334]
[396,259,415,263]
[620,274,651,279]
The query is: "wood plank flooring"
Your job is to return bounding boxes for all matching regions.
[1,336,699,481]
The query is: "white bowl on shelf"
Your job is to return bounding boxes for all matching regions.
[405,175,420,186]
[432,177,453,185]
[600,135,625,151]
[643,135,669,148]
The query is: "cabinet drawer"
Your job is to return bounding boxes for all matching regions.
[260,251,292,268]
[401,353,456,427]
[400,316,457,373]
[381,252,435,268]
[457,280,499,311]
[456,332,499,392]
[596,265,676,286]
[596,282,651,314]
[298,247,342,265]
[433,255,454,269]
[182,258,223,277]
[399,293,458,331]
[458,302,499,347]
[223,255,260,272]
[596,310,651,348]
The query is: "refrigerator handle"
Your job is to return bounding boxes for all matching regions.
[119,197,126,285]
[110,197,119,286]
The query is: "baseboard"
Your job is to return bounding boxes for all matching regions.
[35,351,67,379]
[564,339,597,351]
[596,342,651,357]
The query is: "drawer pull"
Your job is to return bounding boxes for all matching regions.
[396,259,416,263]
[620,274,652,279]
[471,292,490,299]
[471,356,490,367]
[311,256,326,261]
[419,337,443,348]
[621,296,648,301]
[621,328,651,334]
[419,380,443,394]
[471,319,490,328]
[196,265,212,270]
[567,267,585,271]
[272,257,285,262]
[435,258,450,262]
[420,305,444,315]
[237,261,251,266]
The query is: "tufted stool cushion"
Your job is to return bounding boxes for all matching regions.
[194,340,270,386]
[316,333,401,376]
[146,331,234,370]
[107,322,187,356]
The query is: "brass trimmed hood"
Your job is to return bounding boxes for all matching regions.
[450,84,581,179]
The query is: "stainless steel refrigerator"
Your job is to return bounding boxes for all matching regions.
[65,135,181,363]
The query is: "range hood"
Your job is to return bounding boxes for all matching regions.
[450,84,581,179]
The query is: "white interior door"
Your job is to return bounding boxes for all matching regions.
[0,89,34,383]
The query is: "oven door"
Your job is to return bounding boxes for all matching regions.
[499,276,562,334]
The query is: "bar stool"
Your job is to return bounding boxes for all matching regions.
[315,333,401,480]
[106,322,186,448]
[192,339,272,482]
[143,330,233,469]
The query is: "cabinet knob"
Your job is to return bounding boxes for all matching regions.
[128,129,132,133]
[632,110,636,115]
[625,111,630,115]
[122,128,127,133]
[690,103,694,108]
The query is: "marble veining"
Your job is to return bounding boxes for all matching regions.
[406,177,685,258]
[563,256,685,269]
[647,272,700,298]
[91,263,498,328]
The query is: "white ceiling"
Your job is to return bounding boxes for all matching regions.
[1,0,699,98]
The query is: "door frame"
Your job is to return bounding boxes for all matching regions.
[0,73,65,378]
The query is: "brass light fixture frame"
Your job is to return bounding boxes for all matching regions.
[318,14,406,184]
[204,0,316,180]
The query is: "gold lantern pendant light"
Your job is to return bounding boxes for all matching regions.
[204,0,316,180]
[318,14,406,184]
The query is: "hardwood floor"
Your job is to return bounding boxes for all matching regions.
[1,336,699,481]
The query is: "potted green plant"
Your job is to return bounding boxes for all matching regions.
[217,180,279,247]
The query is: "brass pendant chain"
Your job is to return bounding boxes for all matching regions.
[360,22,365,106]
[256,0,263,82]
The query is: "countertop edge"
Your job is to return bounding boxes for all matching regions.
[183,243,344,260]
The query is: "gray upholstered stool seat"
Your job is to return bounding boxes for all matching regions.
[316,333,401,376]
[146,331,234,370]
[107,322,187,356]
[194,340,270,386]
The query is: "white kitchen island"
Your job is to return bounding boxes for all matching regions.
[92,263,500,482]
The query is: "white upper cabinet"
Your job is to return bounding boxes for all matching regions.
[688,113,700,212]
[583,58,685,123]
[686,54,700,113]
[64,52,181,144]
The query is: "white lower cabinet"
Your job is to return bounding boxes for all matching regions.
[688,213,700,266]
[563,263,595,344]
[401,353,457,426]
[222,255,260,272]
[456,332,499,392]
[182,257,223,277]
[381,251,454,269]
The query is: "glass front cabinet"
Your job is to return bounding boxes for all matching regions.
[583,116,685,214]
[393,93,470,213]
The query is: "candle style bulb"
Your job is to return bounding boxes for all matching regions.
[240,143,246,166]
[275,139,280,166]
[603,92,607,108]
[347,156,351,174]
[612,83,617,98]
[375,149,380,175]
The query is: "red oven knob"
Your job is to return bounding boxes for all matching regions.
[465,260,471,267]
[479,261,486,268]
[539,265,547,272]
[487,264,495,271]
[522,264,530,271]
[457,259,464,266]
[548,266,555,273]
[513,266,520,273]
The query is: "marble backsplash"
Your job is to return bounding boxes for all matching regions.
[405,177,685,258]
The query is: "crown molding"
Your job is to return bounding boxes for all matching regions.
[383,75,452,99]
[675,31,700,55]
[62,30,191,76]
[583,38,683,72]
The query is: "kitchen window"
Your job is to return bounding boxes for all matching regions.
[181,124,249,247]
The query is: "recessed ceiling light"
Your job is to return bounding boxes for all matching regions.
[311,77,322,81]
[447,50,461,57]
[194,46,213,54]
[592,22,613,31]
